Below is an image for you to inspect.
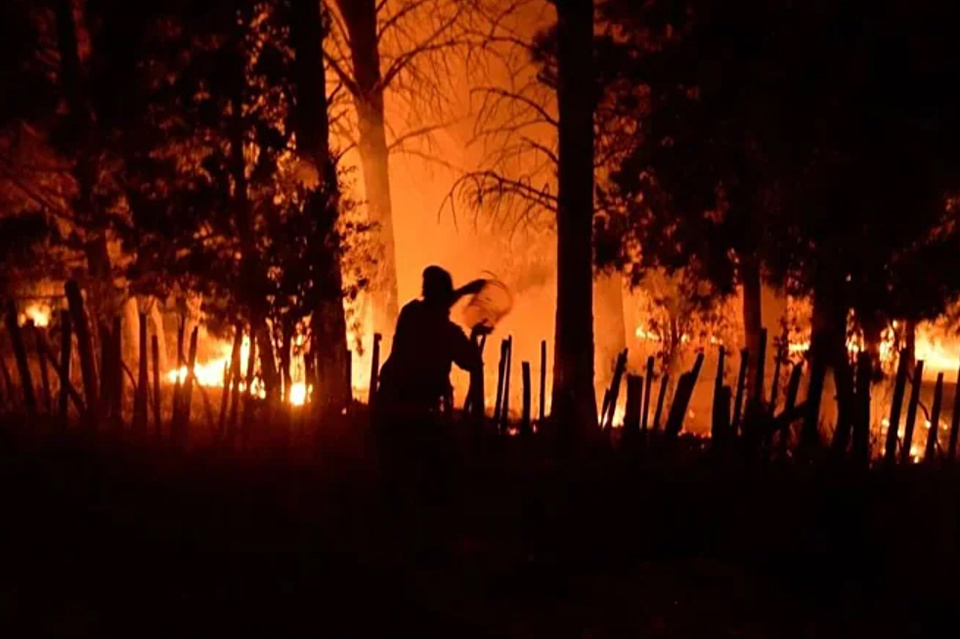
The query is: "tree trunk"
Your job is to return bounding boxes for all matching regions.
[742,255,763,402]
[292,0,351,416]
[257,319,280,407]
[801,269,850,454]
[280,322,293,405]
[55,0,116,322]
[552,0,598,445]
[65,280,99,430]
[336,0,399,337]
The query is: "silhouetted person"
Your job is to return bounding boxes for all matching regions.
[375,266,487,538]
[377,266,487,415]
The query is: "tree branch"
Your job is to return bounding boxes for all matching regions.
[471,86,558,128]
[379,5,468,90]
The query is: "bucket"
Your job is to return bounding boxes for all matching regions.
[460,275,513,330]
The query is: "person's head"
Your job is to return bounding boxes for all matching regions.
[422,265,454,306]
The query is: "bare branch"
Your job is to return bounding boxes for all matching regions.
[325,55,360,98]
[471,86,558,128]
[386,121,459,153]
[391,146,462,173]
[379,4,468,90]
[376,0,431,43]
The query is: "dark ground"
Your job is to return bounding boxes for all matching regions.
[2,417,960,638]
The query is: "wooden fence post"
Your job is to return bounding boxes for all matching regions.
[134,313,148,431]
[664,353,705,438]
[32,324,52,413]
[901,360,925,465]
[217,326,240,440]
[779,363,804,458]
[652,373,669,432]
[112,316,123,430]
[832,357,857,456]
[752,328,767,409]
[98,323,111,423]
[521,362,531,436]
[171,315,186,428]
[5,301,37,416]
[539,340,547,423]
[851,351,872,465]
[369,333,381,406]
[34,332,86,417]
[0,356,13,411]
[0,356,7,411]
[949,356,960,463]
[624,374,642,438]
[501,336,513,432]
[711,346,727,444]
[603,349,628,430]
[713,387,732,445]
[925,372,944,464]
[642,356,654,432]
[744,329,767,453]
[885,351,909,465]
[58,310,72,422]
[176,326,199,448]
[769,339,784,415]
[151,334,162,441]
[731,349,749,438]
[241,326,258,448]
[226,328,244,446]
[494,339,507,427]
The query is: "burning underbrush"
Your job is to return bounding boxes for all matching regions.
[5,282,960,465]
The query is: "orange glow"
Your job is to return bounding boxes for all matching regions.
[19,303,51,328]
[288,382,308,406]
[164,333,312,405]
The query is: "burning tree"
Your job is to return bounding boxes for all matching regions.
[324,0,474,339]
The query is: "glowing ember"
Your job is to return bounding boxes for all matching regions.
[635,327,663,342]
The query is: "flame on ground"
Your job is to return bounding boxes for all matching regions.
[288,382,308,406]
[19,303,51,328]
[164,334,312,406]
[637,319,960,381]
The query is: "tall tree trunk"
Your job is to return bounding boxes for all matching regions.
[55,0,115,321]
[801,268,849,453]
[552,0,598,444]
[292,0,351,415]
[336,0,399,338]
[742,255,763,401]
[257,320,280,406]
[280,322,293,404]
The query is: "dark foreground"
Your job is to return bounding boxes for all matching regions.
[2,418,960,638]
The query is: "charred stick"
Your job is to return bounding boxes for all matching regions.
[901,360,925,465]
[5,301,37,415]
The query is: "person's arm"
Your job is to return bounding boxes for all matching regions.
[451,324,483,374]
[452,278,487,304]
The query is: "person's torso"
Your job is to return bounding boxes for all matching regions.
[380,301,463,405]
